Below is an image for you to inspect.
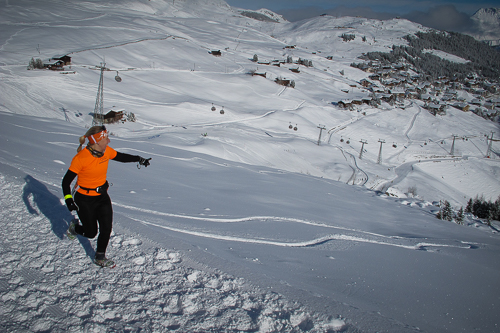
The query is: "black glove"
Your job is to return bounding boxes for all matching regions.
[65,197,79,212]
[139,157,151,167]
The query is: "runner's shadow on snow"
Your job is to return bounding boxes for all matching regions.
[22,175,95,258]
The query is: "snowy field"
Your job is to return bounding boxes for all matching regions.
[1,1,499,332]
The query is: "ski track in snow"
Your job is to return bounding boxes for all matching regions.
[0,173,346,332]
[115,202,473,251]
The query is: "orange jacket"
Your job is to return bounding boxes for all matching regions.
[69,147,117,196]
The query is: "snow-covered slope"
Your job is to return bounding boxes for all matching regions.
[1,1,500,332]
[2,0,498,207]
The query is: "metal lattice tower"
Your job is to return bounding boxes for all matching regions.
[486,132,494,158]
[377,139,385,164]
[450,135,458,156]
[92,62,106,127]
[359,139,368,159]
[317,125,326,146]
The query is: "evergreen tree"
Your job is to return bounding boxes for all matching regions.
[441,200,453,222]
[27,57,35,70]
[35,58,44,69]
[456,207,464,225]
[465,198,473,213]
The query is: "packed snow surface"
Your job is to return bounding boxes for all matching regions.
[1,0,499,332]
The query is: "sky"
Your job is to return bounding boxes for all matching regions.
[225,0,499,31]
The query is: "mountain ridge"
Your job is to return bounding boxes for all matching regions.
[469,7,500,46]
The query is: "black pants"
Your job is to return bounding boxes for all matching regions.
[74,191,113,254]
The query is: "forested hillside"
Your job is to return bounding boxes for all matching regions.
[356,31,500,80]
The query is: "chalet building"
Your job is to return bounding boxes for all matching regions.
[416,82,431,92]
[409,74,421,83]
[471,98,483,106]
[452,102,470,112]
[389,88,405,98]
[483,102,495,110]
[378,69,393,78]
[405,90,419,99]
[420,94,433,102]
[484,83,497,93]
[359,79,372,87]
[376,93,395,103]
[44,60,64,70]
[252,72,267,78]
[441,92,457,102]
[52,55,71,65]
[433,80,445,88]
[473,107,498,118]
[465,80,480,88]
[474,88,488,97]
[103,110,124,124]
[426,102,446,116]
[210,50,221,56]
[488,98,500,107]
[362,97,374,105]
[381,78,400,87]
[337,100,353,109]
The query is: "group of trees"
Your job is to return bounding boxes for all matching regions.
[296,58,313,67]
[341,33,356,42]
[358,44,476,81]
[27,57,44,70]
[465,196,500,224]
[436,201,465,224]
[437,195,500,226]
[356,31,500,81]
[405,31,500,79]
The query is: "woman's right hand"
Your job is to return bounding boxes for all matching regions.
[65,197,79,211]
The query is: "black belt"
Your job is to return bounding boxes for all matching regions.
[79,181,109,194]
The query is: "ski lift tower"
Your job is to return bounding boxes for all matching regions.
[377,139,385,164]
[359,139,368,159]
[92,62,106,127]
[486,131,495,158]
[317,124,326,146]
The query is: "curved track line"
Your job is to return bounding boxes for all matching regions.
[116,203,472,250]
[131,217,470,250]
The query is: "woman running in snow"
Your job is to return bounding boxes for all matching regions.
[62,125,151,267]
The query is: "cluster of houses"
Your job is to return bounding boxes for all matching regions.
[337,62,500,120]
